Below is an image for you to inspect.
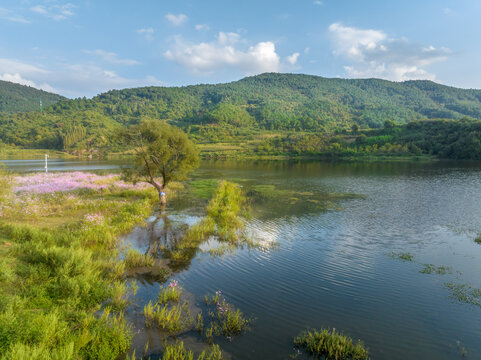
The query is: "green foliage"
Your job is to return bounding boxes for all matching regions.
[475,235,481,244]
[118,120,199,200]
[420,264,452,275]
[294,328,369,360]
[0,182,157,359]
[0,80,64,113]
[444,283,481,307]
[390,252,414,262]
[3,73,481,157]
[160,342,223,360]
[123,249,155,269]
[143,301,192,333]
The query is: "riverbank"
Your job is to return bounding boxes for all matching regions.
[0,171,161,359]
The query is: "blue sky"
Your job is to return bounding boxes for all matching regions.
[1,0,480,97]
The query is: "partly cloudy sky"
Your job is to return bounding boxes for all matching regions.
[0,0,480,97]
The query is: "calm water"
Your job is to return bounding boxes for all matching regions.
[4,158,481,359]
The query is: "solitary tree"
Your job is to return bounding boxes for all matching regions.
[118,120,199,204]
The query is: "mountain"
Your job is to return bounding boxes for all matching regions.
[1,73,481,152]
[0,80,65,113]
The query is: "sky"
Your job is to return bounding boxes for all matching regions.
[1,0,480,98]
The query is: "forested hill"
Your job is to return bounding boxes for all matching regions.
[0,80,65,113]
[1,73,481,153]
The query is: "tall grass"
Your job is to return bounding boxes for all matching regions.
[0,172,157,359]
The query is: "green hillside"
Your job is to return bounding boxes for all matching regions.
[0,80,65,113]
[1,73,481,157]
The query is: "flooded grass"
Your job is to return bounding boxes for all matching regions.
[444,283,481,308]
[475,235,481,245]
[294,328,369,360]
[158,280,183,304]
[124,248,156,269]
[188,179,220,200]
[199,291,252,342]
[420,264,452,275]
[390,252,414,262]
[160,342,223,360]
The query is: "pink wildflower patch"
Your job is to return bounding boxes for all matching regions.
[13,172,149,194]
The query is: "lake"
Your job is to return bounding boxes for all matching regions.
[3,158,481,359]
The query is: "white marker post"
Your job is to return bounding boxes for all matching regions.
[45,154,49,173]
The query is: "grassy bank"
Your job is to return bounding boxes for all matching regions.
[0,171,159,359]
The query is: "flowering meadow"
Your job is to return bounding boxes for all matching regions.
[0,169,159,360]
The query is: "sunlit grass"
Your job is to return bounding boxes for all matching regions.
[124,248,155,269]
[0,171,158,359]
[294,328,369,360]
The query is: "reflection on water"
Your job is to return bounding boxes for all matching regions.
[5,158,481,359]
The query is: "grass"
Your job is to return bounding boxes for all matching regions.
[390,252,414,262]
[158,280,183,305]
[0,171,158,359]
[143,300,192,333]
[160,342,223,360]
[475,235,481,244]
[199,291,251,342]
[294,328,369,360]
[420,264,452,275]
[123,248,155,269]
[444,283,481,307]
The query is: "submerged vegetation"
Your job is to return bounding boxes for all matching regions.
[444,283,481,308]
[294,328,369,360]
[420,264,452,275]
[390,252,414,262]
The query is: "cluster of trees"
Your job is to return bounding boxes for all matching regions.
[1,73,481,158]
[256,119,481,159]
[0,80,64,113]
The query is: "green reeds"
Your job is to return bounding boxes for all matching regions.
[143,300,192,333]
[124,248,155,269]
[294,328,369,360]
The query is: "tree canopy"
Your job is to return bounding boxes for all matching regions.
[119,121,199,203]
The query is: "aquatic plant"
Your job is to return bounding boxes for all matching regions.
[294,328,369,360]
[420,264,452,275]
[390,252,414,262]
[158,279,183,304]
[143,300,192,333]
[201,290,250,340]
[444,282,481,307]
[124,248,155,269]
[475,235,481,244]
[160,342,223,360]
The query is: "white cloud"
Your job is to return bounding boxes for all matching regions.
[30,3,76,21]
[0,57,164,98]
[165,13,187,26]
[83,49,140,66]
[328,22,451,81]
[304,47,310,55]
[313,1,323,5]
[195,24,210,31]
[163,32,282,75]
[136,28,154,41]
[286,52,300,65]
[0,7,30,23]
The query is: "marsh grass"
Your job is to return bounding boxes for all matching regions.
[143,300,192,333]
[199,291,251,341]
[158,280,183,304]
[475,235,481,244]
[390,252,414,262]
[420,264,452,275]
[161,342,223,360]
[0,172,157,359]
[294,328,369,360]
[444,283,481,307]
[124,248,155,269]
